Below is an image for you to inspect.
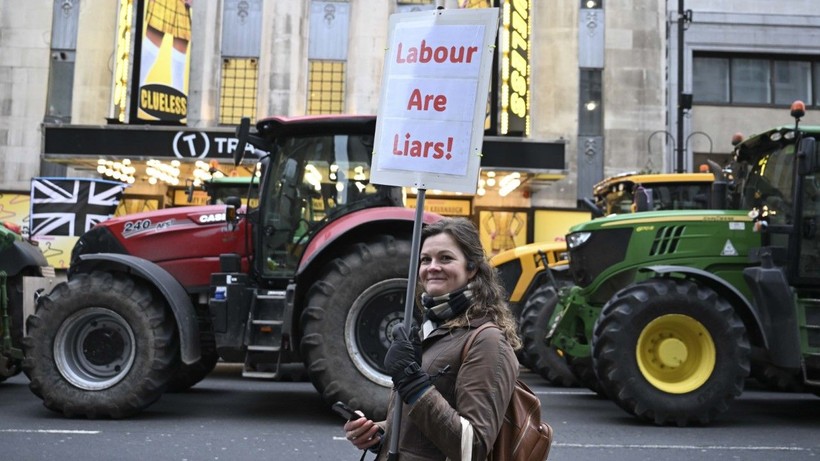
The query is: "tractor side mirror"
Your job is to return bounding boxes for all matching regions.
[798,136,818,175]
[224,204,240,232]
[225,196,242,209]
[577,197,605,218]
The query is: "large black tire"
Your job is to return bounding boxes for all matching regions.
[512,303,533,370]
[0,276,25,382]
[22,271,178,418]
[300,235,413,421]
[566,356,606,395]
[166,307,218,393]
[750,361,804,392]
[592,278,750,426]
[0,351,21,382]
[519,285,578,387]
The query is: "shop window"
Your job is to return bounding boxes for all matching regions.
[694,53,818,107]
[774,60,812,106]
[219,0,261,125]
[732,58,770,104]
[308,60,345,114]
[219,58,259,125]
[308,1,349,113]
[578,69,603,136]
[46,51,75,124]
[46,0,80,124]
[692,57,729,103]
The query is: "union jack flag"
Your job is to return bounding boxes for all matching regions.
[30,178,127,236]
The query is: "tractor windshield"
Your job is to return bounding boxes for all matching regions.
[738,143,795,226]
[205,176,261,207]
[596,182,712,215]
[260,132,379,276]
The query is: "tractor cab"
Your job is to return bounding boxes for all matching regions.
[590,171,716,216]
[237,115,403,281]
[734,109,820,286]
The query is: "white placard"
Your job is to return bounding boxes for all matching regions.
[371,8,499,194]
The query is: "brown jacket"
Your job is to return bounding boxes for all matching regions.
[375,317,518,460]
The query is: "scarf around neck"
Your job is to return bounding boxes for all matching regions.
[421,282,475,324]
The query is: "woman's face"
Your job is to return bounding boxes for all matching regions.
[419,233,477,297]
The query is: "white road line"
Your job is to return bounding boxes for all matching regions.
[0,429,100,435]
[556,443,810,452]
[532,390,595,395]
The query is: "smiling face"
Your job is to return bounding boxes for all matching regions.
[419,233,477,297]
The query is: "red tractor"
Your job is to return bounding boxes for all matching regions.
[24,115,439,419]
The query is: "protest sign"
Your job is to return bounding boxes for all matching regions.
[371,8,499,194]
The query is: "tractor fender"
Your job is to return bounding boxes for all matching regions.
[72,253,201,365]
[296,206,441,276]
[639,265,768,350]
[0,240,49,276]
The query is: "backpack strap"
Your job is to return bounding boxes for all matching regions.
[461,322,500,362]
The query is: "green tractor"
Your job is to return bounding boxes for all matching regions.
[0,222,55,382]
[549,102,820,425]
[185,175,260,207]
[491,171,716,386]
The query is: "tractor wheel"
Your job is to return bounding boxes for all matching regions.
[166,308,218,393]
[22,271,178,418]
[0,275,25,382]
[566,356,605,395]
[592,278,750,426]
[301,235,413,421]
[519,285,578,387]
[750,362,804,392]
[0,350,21,383]
[166,332,218,392]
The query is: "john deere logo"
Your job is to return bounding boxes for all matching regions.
[139,84,187,121]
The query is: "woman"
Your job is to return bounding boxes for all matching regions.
[343,217,521,460]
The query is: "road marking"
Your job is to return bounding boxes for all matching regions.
[556,443,810,452]
[533,390,595,395]
[0,429,100,435]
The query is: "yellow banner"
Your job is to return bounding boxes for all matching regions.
[406,197,472,216]
[0,191,75,269]
[533,209,591,243]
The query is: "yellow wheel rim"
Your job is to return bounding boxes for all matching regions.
[636,314,715,394]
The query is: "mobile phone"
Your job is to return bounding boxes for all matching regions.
[332,401,358,421]
[333,401,384,453]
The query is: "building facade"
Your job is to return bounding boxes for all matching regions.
[1,0,820,255]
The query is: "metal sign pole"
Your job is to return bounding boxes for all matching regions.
[387,188,426,460]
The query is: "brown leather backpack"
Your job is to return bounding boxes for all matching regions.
[462,323,553,461]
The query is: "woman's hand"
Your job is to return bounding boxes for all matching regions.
[343,413,382,451]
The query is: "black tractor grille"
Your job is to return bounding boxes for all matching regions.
[569,227,632,288]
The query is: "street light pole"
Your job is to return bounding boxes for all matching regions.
[676,0,685,173]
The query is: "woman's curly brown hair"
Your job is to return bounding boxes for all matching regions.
[416,217,521,350]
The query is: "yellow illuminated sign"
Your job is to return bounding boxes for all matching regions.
[136,0,192,123]
[500,0,530,136]
[113,0,134,123]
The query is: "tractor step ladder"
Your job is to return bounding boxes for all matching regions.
[800,297,820,385]
[243,290,286,379]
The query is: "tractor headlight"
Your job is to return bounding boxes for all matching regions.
[566,231,592,249]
